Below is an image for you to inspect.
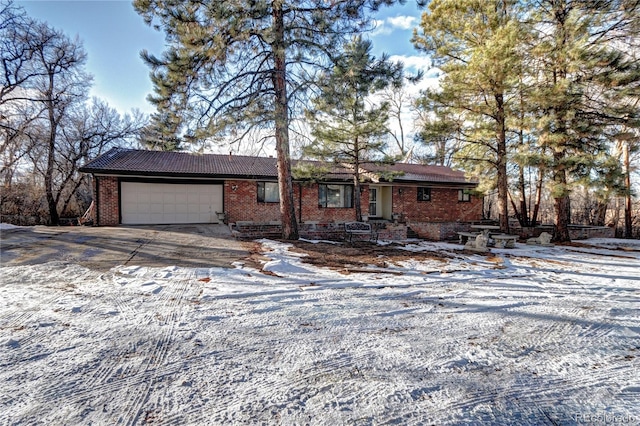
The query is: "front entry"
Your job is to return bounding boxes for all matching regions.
[368,186,392,220]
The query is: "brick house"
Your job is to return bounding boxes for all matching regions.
[80,148,482,240]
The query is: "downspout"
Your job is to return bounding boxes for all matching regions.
[298,183,302,224]
[95,175,100,226]
[118,179,122,224]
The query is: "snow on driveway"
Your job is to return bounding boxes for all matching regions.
[0,238,639,425]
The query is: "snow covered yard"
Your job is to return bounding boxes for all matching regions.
[1,237,639,425]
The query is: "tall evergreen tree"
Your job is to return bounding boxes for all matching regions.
[134,0,399,240]
[412,0,524,232]
[303,36,403,220]
[527,0,640,241]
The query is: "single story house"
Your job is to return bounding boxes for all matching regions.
[79,148,482,240]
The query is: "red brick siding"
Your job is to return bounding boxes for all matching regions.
[298,184,360,223]
[225,182,479,224]
[92,176,480,231]
[409,222,473,241]
[225,180,281,222]
[96,176,119,226]
[225,181,362,223]
[393,187,482,223]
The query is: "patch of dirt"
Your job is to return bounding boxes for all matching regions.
[288,240,453,270]
[486,255,507,269]
[245,241,273,270]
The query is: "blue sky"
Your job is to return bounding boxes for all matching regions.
[17,0,430,116]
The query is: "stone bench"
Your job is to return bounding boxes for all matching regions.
[344,221,377,242]
[457,231,480,244]
[526,231,554,247]
[492,234,519,249]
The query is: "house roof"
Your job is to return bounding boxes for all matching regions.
[363,162,475,185]
[80,148,477,186]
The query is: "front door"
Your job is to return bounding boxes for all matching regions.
[369,185,393,219]
[368,187,378,217]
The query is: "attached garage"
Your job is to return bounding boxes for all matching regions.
[120,181,223,225]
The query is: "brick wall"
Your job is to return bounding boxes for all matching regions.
[225,181,361,223]
[223,182,480,225]
[393,187,482,240]
[511,224,615,240]
[299,183,360,223]
[96,176,119,226]
[393,187,482,223]
[569,226,615,240]
[225,180,281,222]
[377,224,407,240]
[92,176,481,235]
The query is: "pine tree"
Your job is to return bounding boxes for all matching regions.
[138,111,183,151]
[412,0,524,232]
[413,92,464,167]
[303,36,403,220]
[528,0,640,241]
[134,0,400,239]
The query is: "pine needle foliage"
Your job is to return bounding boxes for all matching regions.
[134,0,402,239]
[303,36,403,220]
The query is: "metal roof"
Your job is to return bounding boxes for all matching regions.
[80,148,477,186]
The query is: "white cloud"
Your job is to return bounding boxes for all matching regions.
[386,56,444,93]
[371,16,418,36]
[370,19,393,36]
[387,15,417,30]
[389,54,431,72]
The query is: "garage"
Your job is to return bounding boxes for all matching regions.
[120,181,223,225]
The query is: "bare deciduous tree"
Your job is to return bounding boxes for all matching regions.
[1,1,145,224]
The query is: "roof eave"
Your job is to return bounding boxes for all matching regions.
[81,168,479,187]
[80,169,278,180]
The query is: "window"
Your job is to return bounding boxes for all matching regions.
[458,189,471,202]
[318,184,353,208]
[417,187,431,202]
[257,182,279,203]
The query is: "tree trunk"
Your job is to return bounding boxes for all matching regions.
[553,156,571,242]
[594,201,607,226]
[517,130,529,227]
[272,1,298,240]
[45,73,59,226]
[495,92,509,233]
[531,169,543,227]
[623,140,633,238]
[516,81,529,227]
[353,137,362,221]
[353,176,362,221]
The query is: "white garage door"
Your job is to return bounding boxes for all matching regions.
[121,182,223,225]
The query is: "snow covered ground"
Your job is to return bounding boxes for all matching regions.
[1,237,639,425]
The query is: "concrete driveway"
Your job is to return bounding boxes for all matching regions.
[0,224,254,271]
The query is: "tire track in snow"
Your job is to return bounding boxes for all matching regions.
[432,304,638,422]
[122,276,195,426]
[195,291,429,424]
[3,241,638,424]
[18,273,198,425]
[0,290,72,370]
